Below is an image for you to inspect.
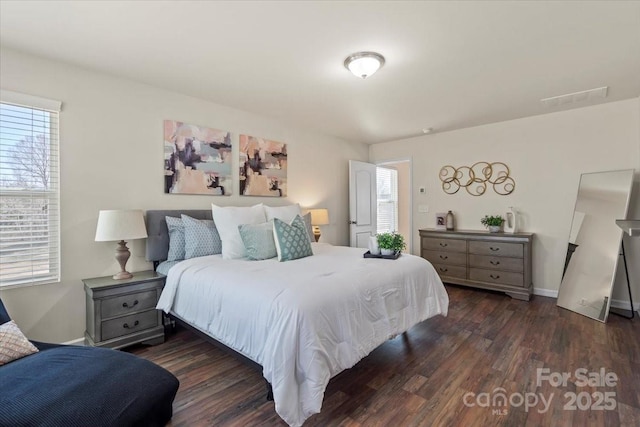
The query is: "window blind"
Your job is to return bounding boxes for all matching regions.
[376,167,398,234]
[0,92,61,288]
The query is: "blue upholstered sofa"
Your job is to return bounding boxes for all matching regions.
[0,299,179,427]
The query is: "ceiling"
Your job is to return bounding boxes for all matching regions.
[1,1,639,144]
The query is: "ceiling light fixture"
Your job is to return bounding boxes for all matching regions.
[344,51,385,79]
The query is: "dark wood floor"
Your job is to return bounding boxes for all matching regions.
[129,285,640,426]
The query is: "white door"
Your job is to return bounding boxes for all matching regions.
[349,160,377,248]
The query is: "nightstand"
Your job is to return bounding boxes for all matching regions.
[84,270,165,349]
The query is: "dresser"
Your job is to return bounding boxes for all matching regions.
[419,229,534,301]
[84,270,165,349]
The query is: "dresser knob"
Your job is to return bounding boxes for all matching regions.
[439,243,448,247]
[490,260,500,265]
[490,247,500,251]
[123,320,140,329]
[490,274,500,280]
[440,267,448,272]
[122,300,139,308]
[440,255,448,260]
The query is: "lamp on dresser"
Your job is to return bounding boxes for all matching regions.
[95,209,148,280]
[308,208,330,242]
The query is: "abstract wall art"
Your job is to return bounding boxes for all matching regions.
[439,162,515,196]
[164,120,232,195]
[239,134,287,197]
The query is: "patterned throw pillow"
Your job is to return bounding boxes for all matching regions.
[165,216,186,261]
[182,215,223,259]
[238,221,277,260]
[0,320,39,366]
[273,215,314,262]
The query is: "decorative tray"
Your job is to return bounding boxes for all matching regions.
[363,250,401,260]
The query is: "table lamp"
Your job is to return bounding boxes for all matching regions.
[95,209,148,280]
[308,209,329,242]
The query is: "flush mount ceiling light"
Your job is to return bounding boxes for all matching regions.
[344,51,385,79]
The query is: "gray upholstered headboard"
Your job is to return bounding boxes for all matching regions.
[145,210,212,263]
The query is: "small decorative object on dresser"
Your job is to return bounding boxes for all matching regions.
[504,207,519,233]
[446,210,455,231]
[480,215,505,233]
[435,212,447,230]
[84,270,166,349]
[420,228,534,301]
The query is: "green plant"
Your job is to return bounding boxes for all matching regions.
[376,232,406,251]
[480,215,505,228]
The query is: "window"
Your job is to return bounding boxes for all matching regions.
[376,166,398,234]
[0,91,61,288]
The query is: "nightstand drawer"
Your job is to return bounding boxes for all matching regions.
[101,290,158,319]
[422,237,466,253]
[469,268,524,287]
[432,263,467,280]
[422,250,466,266]
[469,254,523,272]
[101,310,159,341]
[469,241,523,258]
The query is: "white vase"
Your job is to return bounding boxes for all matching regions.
[369,236,380,255]
[381,248,394,256]
[504,207,518,233]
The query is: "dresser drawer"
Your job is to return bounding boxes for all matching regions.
[469,254,523,272]
[422,237,466,253]
[101,310,159,341]
[101,289,158,319]
[469,241,523,258]
[469,268,524,287]
[432,263,467,280]
[422,249,467,266]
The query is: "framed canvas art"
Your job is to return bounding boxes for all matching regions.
[435,212,447,230]
[164,120,232,195]
[239,134,287,197]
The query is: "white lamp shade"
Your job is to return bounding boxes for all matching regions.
[308,209,330,226]
[344,52,385,79]
[95,210,148,242]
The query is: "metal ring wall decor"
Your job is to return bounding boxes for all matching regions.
[439,162,515,196]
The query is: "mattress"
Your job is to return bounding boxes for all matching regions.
[157,243,448,426]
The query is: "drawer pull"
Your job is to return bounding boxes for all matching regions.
[439,243,448,247]
[490,260,500,266]
[490,274,500,280]
[439,255,448,260]
[490,247,500,252]
[122,300,139,308]
[123,320,140,329]
[439,267,448,272]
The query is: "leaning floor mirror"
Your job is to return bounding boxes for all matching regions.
[557,169,635,322]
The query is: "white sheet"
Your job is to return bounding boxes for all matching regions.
[157,243,448,426]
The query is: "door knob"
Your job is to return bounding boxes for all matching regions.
[349,221,357,225]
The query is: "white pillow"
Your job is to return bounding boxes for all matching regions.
[264,204,302,222]
[212,204,266,259]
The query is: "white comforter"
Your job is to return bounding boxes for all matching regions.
[157,243,448,426]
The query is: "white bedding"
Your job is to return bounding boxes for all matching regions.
[157,243,448,426]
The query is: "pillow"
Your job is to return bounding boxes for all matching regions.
[182,215,222,259]
[0,320,39,366]
[165,216,186,261]
[264,204,302,222]
[211,204,267,259]
[302,212,314,243]
[273,215,314,262]
[238,221,277,260]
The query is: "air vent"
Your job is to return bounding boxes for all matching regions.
[541,86,608,107]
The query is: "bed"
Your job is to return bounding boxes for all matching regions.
[146,209,448,426]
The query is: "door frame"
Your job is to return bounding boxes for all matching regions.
[376,157,413,254]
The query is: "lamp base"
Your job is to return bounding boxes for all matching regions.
[114,240,133,280]
[313,226,321,242]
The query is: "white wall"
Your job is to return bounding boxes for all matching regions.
[0,48,369,343]
[370,99,640,304]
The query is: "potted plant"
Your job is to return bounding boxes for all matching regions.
[480,215,505,233]
[376,232,406,256]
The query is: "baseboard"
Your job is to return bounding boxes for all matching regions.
[610,298,640,311]
[533,288,558,298]
[62,337,85,346]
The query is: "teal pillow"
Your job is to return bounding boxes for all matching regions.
[238,221,277,260]
[165,216,185,261]
[273,215,313,262]
[182,215,222,259]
